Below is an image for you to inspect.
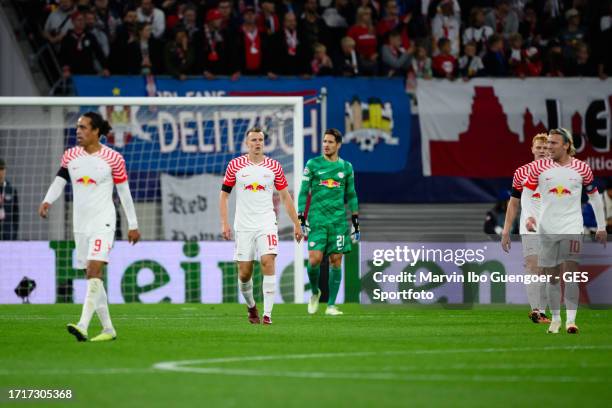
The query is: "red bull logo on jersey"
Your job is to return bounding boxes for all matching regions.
[75,176,97,186]
[244,182,266,192]
[548,185,571,196]
[320,179,341,188]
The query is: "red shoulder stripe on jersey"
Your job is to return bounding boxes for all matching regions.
[570,158,594,185]
[99,146,128,184]
[512,162,532,190]
[261,158,288,190]
[224,155,251,186]
[60,147,85,168]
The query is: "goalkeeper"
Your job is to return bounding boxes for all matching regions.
[298,128,359,316]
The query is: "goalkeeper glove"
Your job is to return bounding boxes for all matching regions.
[351,215,360,243]
[298,213,309,237]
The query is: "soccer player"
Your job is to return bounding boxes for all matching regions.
[39,112,140,342]
[219,127,303,325]
[501,133,550,324]
[298,128,359,316]
[522,128,607,334]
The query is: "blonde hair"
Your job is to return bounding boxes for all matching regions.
[549,128,576,156]
[531,133,548,145]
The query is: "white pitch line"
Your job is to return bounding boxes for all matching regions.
[1,346,611,381]
[151,345,612,383]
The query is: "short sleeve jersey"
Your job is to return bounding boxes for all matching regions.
[302,156,355,227]
[511,161,541,235]
[223,155,288,231]
[524,158,594,234]
[61,145,127,234]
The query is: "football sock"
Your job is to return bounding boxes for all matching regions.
[262,275,275,317]
[525,280,540,311]
[77,277,101,331]
[564,281,579,324]
[538,281,548,312]
[547,281,561,322]
[328,266,342,306]
[239,278,256,308]
[95,281,114,332]
[307,264,320,295]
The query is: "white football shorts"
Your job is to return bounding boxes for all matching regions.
[74,230,115,269]
[234,228,279,261]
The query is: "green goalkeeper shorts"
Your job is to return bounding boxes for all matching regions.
[307,223,352,254]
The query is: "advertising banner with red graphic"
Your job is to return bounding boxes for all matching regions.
[417,78,612,178]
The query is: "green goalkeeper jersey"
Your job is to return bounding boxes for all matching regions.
[298,156,359,226]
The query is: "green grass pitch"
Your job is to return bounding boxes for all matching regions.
[1,304,611,407]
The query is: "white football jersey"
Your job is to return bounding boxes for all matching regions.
[525,158,594,234]
[223,155,288,232]
[512,161,541,235]
[61,145,127,234]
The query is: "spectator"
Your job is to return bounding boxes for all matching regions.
[543,39,565,76]
[482,34,508,76]
[322,0,350,29]
[43,0,75,48]
[218,0,239,32]
[410,44,432,79]
[432,37,457,78]
[93,0,119,42]
[485,0,519,39]
[376,0,410,46]
[564,41,596,76]
[161,0,181,32]
[347,6,378,75]
[164,25,194,80]
[357,0,382,23]
[125,22,163,75]
[431,0,460,56]
[234,6,273,78]
[60,12,110,76]
[85,9,110,58]
[484,190,517,236]
[425,0,461,22]
[257,0,281,35]
[300,0,330,52]
[507,32,525,77]
[271,12,309,75]
[322,0,352,58]
[462,7,493,57]
[0,159,19,241]
[181,4,200,42]
[518,4,543,48]
[558,8,586,60]
[110,8,138,74]
[137,0,166,39]
[195,9,232,78]
[279,0,303,21]
[381,28,413,76]
[505,32,542,77]
[334,36,361,76]
[458,41,484,79]
[311,42,334,75]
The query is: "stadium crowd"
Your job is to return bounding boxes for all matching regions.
[13,0,612,80]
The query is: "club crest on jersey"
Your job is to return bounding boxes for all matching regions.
[548,185,571,196]
[76,176,97,185]
[320,179,341,188]
[244,182,266,192]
